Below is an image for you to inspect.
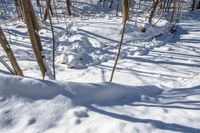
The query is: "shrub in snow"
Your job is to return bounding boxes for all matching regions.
[56,35,93,68]
[56,33,115,69]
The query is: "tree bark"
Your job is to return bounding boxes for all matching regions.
[0,57,15,74]
[48,11,56,79]
[44,0,53,21]
[123,0,129,23]
[192,0,196,11]
[21,0,47,79]
[148,0,160,24]
[115,0,119,16]
[36,0,43,19]
[110,21,127,82]
[66,0,72,16]
[170,0,177,24]
[0,27,23,76]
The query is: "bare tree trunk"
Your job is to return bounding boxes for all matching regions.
[191,0,196,11]
[28,0,39,30]
[48,11,56,79]
[110,0,129,82]
[0,27,24,76]
[0,57,15,74]
[21,0,48,79]
[110,0,114,8]
[36,0,43,19]
[14,0,24,21]
[115,0,119,16]
[123,0,129,23]
[44,0,53,21]
[66,0,72,16]
[14,0,21,19]
[110,21,127,82]
[148,0,160,24]
[44,0,50,21]
[170,0,177,24]
[166,0,172,12]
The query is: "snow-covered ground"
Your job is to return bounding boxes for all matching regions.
[1,73,200,133]
[0,1,200,133]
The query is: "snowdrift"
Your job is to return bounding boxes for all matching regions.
[0,75,162,106]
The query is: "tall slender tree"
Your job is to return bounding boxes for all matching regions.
[21,0,51,79]
[48,10,56,79]
[0,26,24,76]
[44,0,54,21]
[110,0,129,82]
[66,0,72,16]
[192,0,196,11]
[123,0,129,22]
[149,0,160,24]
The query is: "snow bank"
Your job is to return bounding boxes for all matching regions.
[56,34,112,69]
[0,75,162,106]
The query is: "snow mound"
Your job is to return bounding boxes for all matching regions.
[56,33,115,69]
[0,75,163,106]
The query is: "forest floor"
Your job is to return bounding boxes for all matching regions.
[0,2,200,133]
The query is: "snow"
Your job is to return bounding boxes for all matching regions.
[1,0,200,133]
[0,75,162,105]
[54,18,168,69]
[0,74,200,133]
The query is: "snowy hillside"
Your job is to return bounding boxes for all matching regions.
[0,0,200,133]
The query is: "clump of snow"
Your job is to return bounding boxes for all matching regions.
[134,47,149,56]
[56,35,94,68]
[56,31,115,69]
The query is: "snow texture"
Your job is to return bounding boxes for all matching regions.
[0,0,200,133]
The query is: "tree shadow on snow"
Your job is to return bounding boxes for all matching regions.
[85,85,200,133]
[87,105,200,133]
[0,69,12,75]
[1,74,200,132]
[168,23,200,44]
